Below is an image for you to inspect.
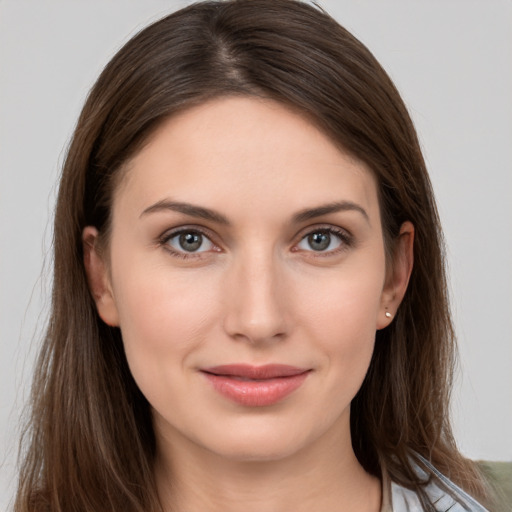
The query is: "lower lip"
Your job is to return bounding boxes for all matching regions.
[202,371,310,407]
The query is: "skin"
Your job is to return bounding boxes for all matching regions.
[84,96,414,512]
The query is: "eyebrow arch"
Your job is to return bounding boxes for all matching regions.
[292,201,370,224]
[140,200,230,225]
[140,199,369,226]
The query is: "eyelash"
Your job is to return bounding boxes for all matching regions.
[158,225,354,260]
[294,226,354,257]
[159,227,218,260]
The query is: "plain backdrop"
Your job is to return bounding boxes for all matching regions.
[1,0,511,508]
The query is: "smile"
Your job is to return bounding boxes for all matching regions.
[200,364,311,407]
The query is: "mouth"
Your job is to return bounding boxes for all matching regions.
[200,364,311,407]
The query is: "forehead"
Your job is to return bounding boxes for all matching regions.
[114,96,380,225]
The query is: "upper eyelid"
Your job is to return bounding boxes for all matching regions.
[159,225,216,242]
[294,223,352,241]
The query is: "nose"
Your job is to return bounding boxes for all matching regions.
[222,250,289,344]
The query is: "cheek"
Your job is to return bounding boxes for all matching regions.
[297,258,385,338]
[110,255,222,389]
[293,257,385,384]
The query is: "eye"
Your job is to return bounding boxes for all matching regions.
[296,228,347,253]
[165,230,215,254]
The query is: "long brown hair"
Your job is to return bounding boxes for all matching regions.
[15,1,490,510]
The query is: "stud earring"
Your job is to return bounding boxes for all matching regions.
[385,311,392,319]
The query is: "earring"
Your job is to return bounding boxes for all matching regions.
[385,311,392,319]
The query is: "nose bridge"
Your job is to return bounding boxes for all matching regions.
[223,244,288,343]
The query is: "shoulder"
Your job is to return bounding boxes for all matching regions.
[386,456,489,512]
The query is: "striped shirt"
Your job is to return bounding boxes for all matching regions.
[380,457,488,511]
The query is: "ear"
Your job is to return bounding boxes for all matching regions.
[82,226,119,327]
[377,221,414,329]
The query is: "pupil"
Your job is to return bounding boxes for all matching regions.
[179,232,202,251]
[309,232,330,251]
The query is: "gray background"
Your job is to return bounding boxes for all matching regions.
[1,0,511,507]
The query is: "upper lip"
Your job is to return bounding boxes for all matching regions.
[201,364,310,379]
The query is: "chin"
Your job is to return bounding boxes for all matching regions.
[194,416,325,464]
[210,439,306,463]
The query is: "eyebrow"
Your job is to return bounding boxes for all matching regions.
[140,199,369,225]
[140,200,230,225]
[292,201,370,224]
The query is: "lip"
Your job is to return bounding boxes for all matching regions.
[200,364,311,407]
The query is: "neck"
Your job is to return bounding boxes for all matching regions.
[155,420,381,512]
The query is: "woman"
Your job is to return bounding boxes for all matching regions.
[14,1,493,511]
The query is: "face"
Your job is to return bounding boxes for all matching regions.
[84,97,412,464]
